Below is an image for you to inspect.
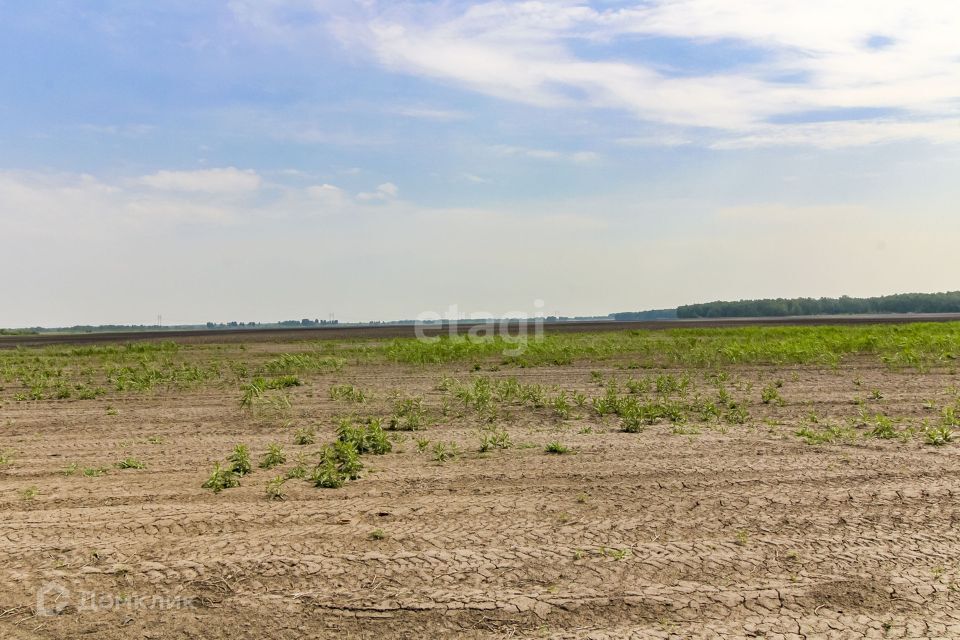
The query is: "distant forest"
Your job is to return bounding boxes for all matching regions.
[677,292,960,318]
[608,309,678,321]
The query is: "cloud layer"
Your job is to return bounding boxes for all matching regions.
[309,0,960,147]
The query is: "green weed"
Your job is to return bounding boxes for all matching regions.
[388,396,427,431]
[869,415,897,439]
[796,425,855,445]
[550,392,572,419]
[925,425,954,446]
[545,441,570,455]
[265,476,287,500]
[319,440,363,480]
[82,466,110,477]
[294,426,316,445]
[259,443,287,469]
[761,383,785,406]
[264,353,345,374]
[330,384,366,403]
[202,463,240,493]
[431,441,460,462]
[478,427,512,452]
[336,417,392,454]
[228,444,252,476]
[311,459,345,488]
[285,453,309,479]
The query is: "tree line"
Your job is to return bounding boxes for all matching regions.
[677,292,960,318]
[609,309,678,321]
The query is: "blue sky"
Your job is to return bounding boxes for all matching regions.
[2,1,960,326]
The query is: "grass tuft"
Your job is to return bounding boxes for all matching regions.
[545,441,570,455]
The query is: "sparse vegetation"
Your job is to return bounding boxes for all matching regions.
[6,320,960,638]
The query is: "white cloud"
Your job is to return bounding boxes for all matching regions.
[357,182,399,200]
[312,1,960,147]
[711,118,960,149]
[138,167,262,193]
[307,183,344,198]
[306,183,349,206]
[492,145,600,163]
[390,106,467,120]
[0,172,235,234]
[0,170,360,236]
[616,133,692,148]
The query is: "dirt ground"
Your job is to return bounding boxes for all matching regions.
[2,341,959,639]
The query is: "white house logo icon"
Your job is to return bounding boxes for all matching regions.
[36,583,71,617]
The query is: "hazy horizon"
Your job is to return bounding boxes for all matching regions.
[7,290,960,330]
[3,2,959,327]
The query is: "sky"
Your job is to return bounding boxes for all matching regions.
[2,1,960,326]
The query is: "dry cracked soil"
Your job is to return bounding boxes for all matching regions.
[1,340,959,639]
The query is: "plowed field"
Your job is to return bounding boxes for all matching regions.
[2,328,959,638]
